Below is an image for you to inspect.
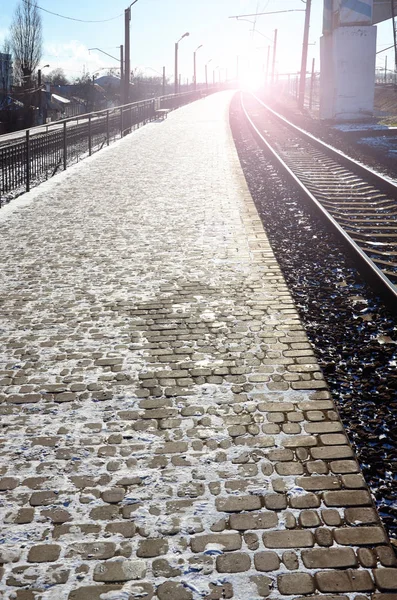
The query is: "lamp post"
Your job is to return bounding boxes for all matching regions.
[175,32,190,94]
[205,59,212,89]
[124,0,139,105]
[193,44,203,91]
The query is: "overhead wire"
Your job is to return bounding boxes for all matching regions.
[22,0,123,23]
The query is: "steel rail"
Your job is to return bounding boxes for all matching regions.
[240,92,397,311]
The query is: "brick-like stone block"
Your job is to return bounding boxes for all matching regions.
[311,446,353,460]
[344,507,379,526]
[190,533,242,553]
[29,491,59,506]
[93,559,146,582]
[373,568,397,591]
[137,538,168,558]
[229,512,278,531]
[216,495,261,513]
[278,573,314,595]
[315,569,375,592]
[302,548,357,569]
[296,476,340,491]
[216,552,251,573]
[334,526,387,546]
[157,581,193,599]
[27,544,61,563]
[66,542,116,560]
[323,490,372,507]
[0,477,19,490]
[263,530,314,548]
[254,551,280,572]
[290,493,320,509]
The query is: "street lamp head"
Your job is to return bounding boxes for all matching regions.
[42,64,50,69]
[195,44,203,51]
[206,58,213,65]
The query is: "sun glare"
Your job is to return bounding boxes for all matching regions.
[239,70,264,91]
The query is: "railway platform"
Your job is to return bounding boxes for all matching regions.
[0,90,396,599]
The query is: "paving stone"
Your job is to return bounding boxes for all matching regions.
[29,491,59,506]
[315,569,375,592]
[152,558,182,578]
[302,548,357,568]
[229,512,278,530]
[357,548,377,568]
[216,552,251,573]
[0,477,19,490]
[278,573,315,594]
[66,542,116,560]
[344,507,380,525]
[323,490,372,507]
[250,575,272,598]
[282,550,299,570]
[137,539,168,558]
[190,533,242,553]
[296,475,340,491]
[263,530,314,548]
[205,582,234,599]
[215,495,262,512]
[334,527,387,545]
[254,551,280,571]
[376,546,397,567]
[157,581,193,600]
[68,585,124,599]
[27,544,61,562]
[93,559,146,581]
[373,569,397,591]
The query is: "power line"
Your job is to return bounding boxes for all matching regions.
[22,0,123,23]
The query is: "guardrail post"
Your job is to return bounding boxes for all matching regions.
[106,110,110,146]
[26,130,30,193]
[63,121,67,170]
[88,114,92,156]
[120,107,123,138]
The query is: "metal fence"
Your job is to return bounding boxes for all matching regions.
[0,89,211,205]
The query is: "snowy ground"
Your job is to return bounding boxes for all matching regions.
[0,91,396,600]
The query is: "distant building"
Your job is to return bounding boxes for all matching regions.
[0,53,13,96]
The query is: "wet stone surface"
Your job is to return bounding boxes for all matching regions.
[0,91,396,598]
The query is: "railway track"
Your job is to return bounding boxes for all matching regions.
[241,92,397,311]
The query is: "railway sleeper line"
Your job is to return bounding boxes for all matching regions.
[241,92,397,309]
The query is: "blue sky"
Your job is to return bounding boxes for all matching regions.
[0,0,395,83]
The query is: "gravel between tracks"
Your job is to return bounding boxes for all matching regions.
[230,91,397,546]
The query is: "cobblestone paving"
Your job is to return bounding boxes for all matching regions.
[0,91,396,599]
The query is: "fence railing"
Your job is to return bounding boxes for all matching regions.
[0,89,213,205]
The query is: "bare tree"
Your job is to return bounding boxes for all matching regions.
[10,0,42,87]
[46,68,69,86]
[1,38,13,97]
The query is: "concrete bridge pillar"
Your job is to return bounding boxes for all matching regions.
[320,0,377,120]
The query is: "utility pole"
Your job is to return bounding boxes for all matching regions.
[175,43,178,94]
[392,0,397,72]
[120,44,124,99]
[162,66,166,96]
[236,55,239,81]
[298,0,312,109]
[309,57,315,111]
[266,45,270,86]
[124,8,130,104]
[271,29,278,84]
